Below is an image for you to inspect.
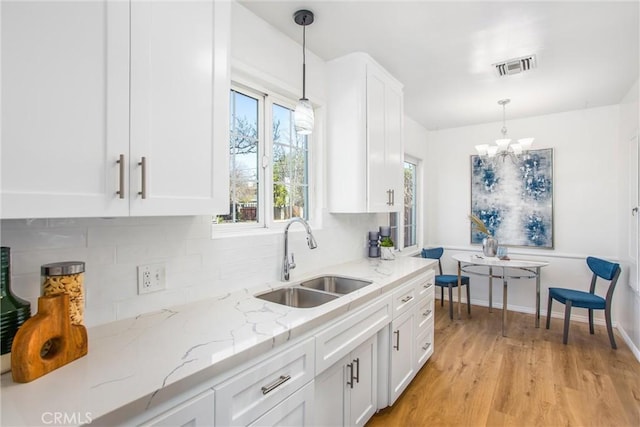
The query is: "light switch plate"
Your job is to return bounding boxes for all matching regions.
[137,263,166,295]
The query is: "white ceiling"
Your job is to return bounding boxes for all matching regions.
[238,0,639,130]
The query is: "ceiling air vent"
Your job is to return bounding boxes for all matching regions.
[493,55,537,77]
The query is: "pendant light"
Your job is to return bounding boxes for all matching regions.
[293,9,314,135]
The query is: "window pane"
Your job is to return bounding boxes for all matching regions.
[403,161,417,247]
[272,103,309,221]
[222,89,259,224]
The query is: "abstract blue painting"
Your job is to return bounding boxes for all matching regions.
[470,148,554,248]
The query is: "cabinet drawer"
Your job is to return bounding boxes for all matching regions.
[140,389,215,427]
[392,271,432,317]
[315,295,391,375]
[415,270,435,300]
[415,323,434,369]
[215,337,314,426]
[248,381,314,427]
[415,292,435,335]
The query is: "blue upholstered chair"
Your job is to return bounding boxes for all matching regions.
[546,256,621,349]
[422,247,471,319]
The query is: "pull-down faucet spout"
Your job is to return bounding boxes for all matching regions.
[282,217,317,281]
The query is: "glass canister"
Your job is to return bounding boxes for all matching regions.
[41,261,85,325]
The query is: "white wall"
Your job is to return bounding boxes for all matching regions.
[0,2,385,328]
[616,78,640,356]
[425,105,630,325]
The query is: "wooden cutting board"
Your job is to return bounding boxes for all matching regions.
[11,294,88,383]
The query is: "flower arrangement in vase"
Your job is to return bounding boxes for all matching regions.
[469,214,498,257]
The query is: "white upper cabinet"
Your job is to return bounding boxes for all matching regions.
[129,0,229,216]
[1,1,130,218]
[327,52,404,213]
[1,0,230,219]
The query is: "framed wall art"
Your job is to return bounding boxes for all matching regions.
[470,148,554,248]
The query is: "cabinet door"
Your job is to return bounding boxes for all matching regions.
[314,355,349,426]
[140,389,215,427]
[366,65,390,212]
[249,381,314,427]
[1,1,130,218]
[129,0,229,216]
[385,83,404,211]
[349,335,377,427]
[389,309,415,404]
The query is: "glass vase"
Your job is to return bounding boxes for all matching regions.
[482,237,498,257]
[1,247,31,372]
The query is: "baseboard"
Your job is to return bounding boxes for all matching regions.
[616,323,640,363]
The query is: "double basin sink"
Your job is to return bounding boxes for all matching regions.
[255,275,373,308]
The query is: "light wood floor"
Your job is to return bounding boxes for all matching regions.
[367,302,640,427]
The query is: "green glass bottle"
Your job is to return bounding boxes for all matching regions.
[1,247,31,357]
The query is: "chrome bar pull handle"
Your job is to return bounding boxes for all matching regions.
[138,157,147,199]
[116,154,125,199]
[633,207,638,216]
[422,342,431,351]
[353,358,360,383]
[423,309,432,318]
[261,375,291,395]
[346,363,354,389]
[393,330,400,351]
[391,189,395,206]
[401,295,413,303]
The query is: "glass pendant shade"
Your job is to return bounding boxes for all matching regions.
[294,98,314,135]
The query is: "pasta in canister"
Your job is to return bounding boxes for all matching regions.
[41,262,85,325]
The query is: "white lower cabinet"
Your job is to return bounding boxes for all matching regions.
[314,335,378,427]
[139,389,215,427]
[386,269,435,405]
[92,267,436,427]
[388,308,416,404]
[214,337,315,426]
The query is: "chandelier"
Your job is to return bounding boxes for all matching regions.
[475,99,534,165]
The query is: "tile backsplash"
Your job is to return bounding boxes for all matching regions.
[1,212,382,327]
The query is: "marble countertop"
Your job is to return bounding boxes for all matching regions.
[1,256,434,427]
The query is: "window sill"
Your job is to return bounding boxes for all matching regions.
[212,221,322,240]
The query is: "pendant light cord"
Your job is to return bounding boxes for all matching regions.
[302,19,307,100]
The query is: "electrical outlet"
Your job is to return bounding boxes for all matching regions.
[137,263,166,295]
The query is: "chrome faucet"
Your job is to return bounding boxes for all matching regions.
[282,217,318,281]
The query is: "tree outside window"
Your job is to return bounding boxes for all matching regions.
[217,88,309,226]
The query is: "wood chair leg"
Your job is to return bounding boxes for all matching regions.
[605,304,617,350]
[588,309,595,334]
[448,285,453,319]
[466,283,471,315]
[563,300,572,345]
[546,295,553,329]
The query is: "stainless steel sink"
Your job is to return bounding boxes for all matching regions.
[255,287,339,308]
[299,275,372,295]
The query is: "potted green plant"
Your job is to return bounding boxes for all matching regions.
[469,214,498,257]
[380,237,395,260]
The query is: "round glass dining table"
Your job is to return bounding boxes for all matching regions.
[452,253,549,336]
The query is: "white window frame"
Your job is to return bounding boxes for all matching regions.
[215,82,313,235]
[389,154,422,253]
